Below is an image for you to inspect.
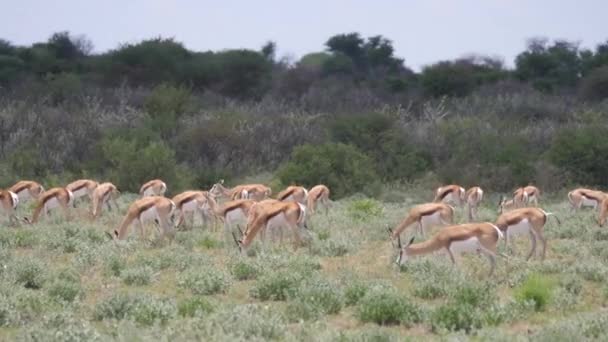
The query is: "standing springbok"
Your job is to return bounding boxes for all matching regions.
[567,188,606,211]
[597,198,608,227]
[307,184,331,216]
[210,180,271,202]
[9,180,44,203]
[495,207,558,261]
[0,190,19,225]
[139,179,167,197]
[433,185,466,207]
[172,190,215,229]
[521,185,540,207]
[204,197,256,241]
[91,182,120,218]
[109,196,175,242]
[66,179,99,207]
[389,202,454,239]
[465,186,484,221]
[24,188,74,224]
[392,222,503,276]
[235,200,308,253]
[276,185,308,204]
[499,188,529,214]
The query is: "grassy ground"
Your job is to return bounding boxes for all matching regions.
[0,189,607,341]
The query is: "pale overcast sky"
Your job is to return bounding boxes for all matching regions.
[1,0,606,70]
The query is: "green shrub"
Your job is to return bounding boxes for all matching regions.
[18,312,101,342]
[291,279,343,315]
[347,198,383,221]
[178,297,213,318]
[344,282,369,306]
[121,266,154,286]
[431,302,483,333]
[13,258,47,290]
[516,274,553,311]
[211,304,286,340]
[250,270,304,301]
[47,280,80,303]
[93,293,176,326]
[357,287,422,326]
[178,268,231,295]
[230,259,260,281]
[104,254,126,277]
[278,143,381,199]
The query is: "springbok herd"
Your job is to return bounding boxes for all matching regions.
[1,179,607,275]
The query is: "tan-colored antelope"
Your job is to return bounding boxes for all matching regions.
[109,196,176,241]
[465,186,484,221]
[210,180,271,202]
[24,188,74,224]
[139,179,167,197]
[389,202,454,239]
[393,222,503,275]
[276,185,308,204]
[498,188,529,214]
[172,190,214,229]
[495,207,558,261]
[597,198,608,227]
[206,198,256,239]
[9,180,44,203]
[568,188,606,211]
[66,179,99,206]
[235,200,308,252]
[307,184,331,215]
[521,185,540,206]
[91,182,120,218]
[0,190,19,225]
[433,185,466,207]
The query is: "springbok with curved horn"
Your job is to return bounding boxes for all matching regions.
[389,202,454,239]
[66,179,99,207]
[234,200,308,253]
[0,189,19,225]
[9,180,44,203]
[109,196,175,241]
[495,207,559,261]
[139,179,167,197]
[91,182,120,218]
[433,185,466,207]
[276,185,308,204]
[568,188,606,212]
[465,186,484,221]
[392,222,503,276]
[307,184,331,216]
[24,188,74,224]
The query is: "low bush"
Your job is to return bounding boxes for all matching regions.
[356,286,422,326]
[93,293,176,326]
[347,198,383,221]
[515,274,553,311]
[13,258,47,290]
[250,270,304,301]
[230,259,260,281]
[178,268,231,295]
[121,266,154,286]
[178,296,214,318]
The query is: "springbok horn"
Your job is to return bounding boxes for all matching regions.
[397,234,402,249]
[231,232,240,247]
[237,225,244,236]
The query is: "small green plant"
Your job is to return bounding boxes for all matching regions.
[291,279,343,315]
[178,268,231,295]
[357,287,422,326]
[250,270,303,301]
[104,254,126,277]
[47,279,80,303]
[93,293,176,326]
[516,274,553,311]
[230,260,260,281]
[178,296,213,317]
[344,282,368,306]
[13,258,47,290]
[121,266,154,286]
[431,302,483,333]
[347,198,383,221]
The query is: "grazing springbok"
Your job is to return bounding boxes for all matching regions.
[109,196,176,242]
[210,180,271,202]
[276,185,308,204]
[307,184,331,216]
[0,189,19,225]
[389,202,454,239]
[495,207,558,261]
[66,179,99,207]
[172,190,214,229]
[597,198,608,227]
[24,188,74,224]
[91,182,120,218]
[567,188,606,212]
[139,179,167,197]
[520,185,540,207]
[465,186,484,221]
[433,185,466,207]
[9,180,44,203]
[392,222,503,276]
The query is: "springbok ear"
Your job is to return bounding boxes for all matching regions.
[408,236,415,245]
[220,179,224,184]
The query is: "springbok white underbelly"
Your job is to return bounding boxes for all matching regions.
[421,211,442,227]
[16,189,31,201]
[449,237,480,254]
[71,187,89,198]
[181,199,199,212]
[226,208,246,224]
[45,197,60,210]
[581,196,598,208]
[507,218,531,238]
[139,206,159,223]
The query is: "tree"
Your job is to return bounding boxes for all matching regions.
[261,41,276,62]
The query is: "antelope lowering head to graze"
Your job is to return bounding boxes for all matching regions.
[234,200,308,253]
[109,196,176,242]
[91,182,120,219]
[276,185,308,205]
[521,185,540,207]
[433,185,466,207]
[209,198,256,241]
[209,180,271,202]
[172,190,215,229]
[306,184,331,216]
[9,180,44,203]
[499,188,529,214]
[0,189,19,225]
[66,179,99,207]
[392,222,503,276]
[465,186,484,221]
[495,207,559,261]
[24,187,74,224]
[139,179,167,197]
[389,202,454,240]
[568,188,606,212]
